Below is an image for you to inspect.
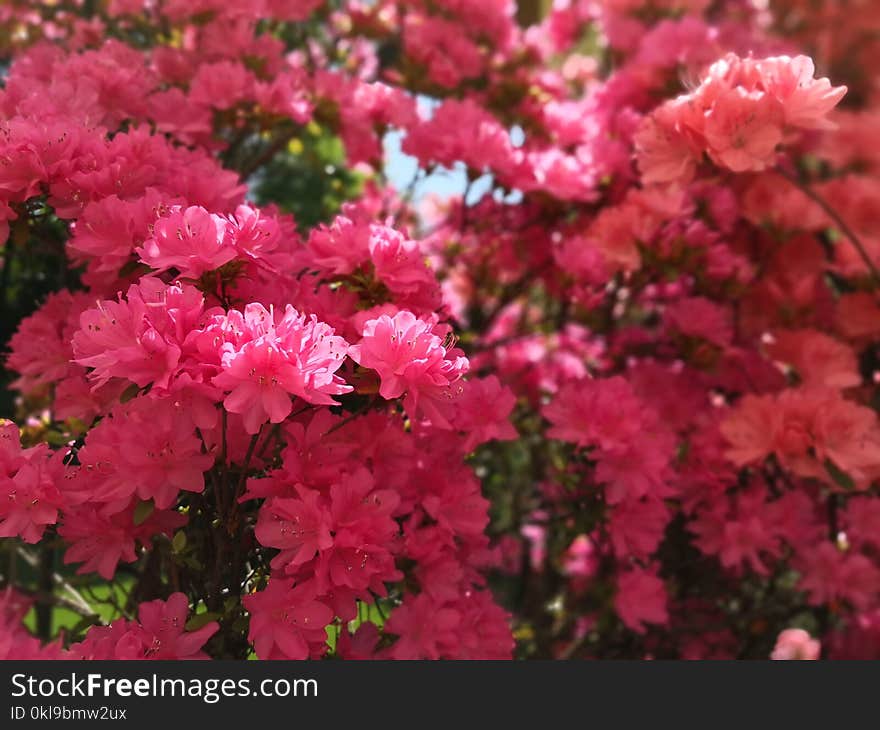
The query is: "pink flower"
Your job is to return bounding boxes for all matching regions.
[544,376,674,502]
[368,225,441,309]
[703,88,783,172]
[188,60,255,110]
[0,589,65,660]
[257,469,401,606]
[147,88,213,145]
[0,423,63,543]
[6,289,91,395]
[690,486,782,575]
[121,397,213,508]
[403,13,484,89]
[450,589,515,659]
[765,329,861,389]
[422,472,490,537]
[797,543,880,610]
[756,55,847,130]
[665,297,733,347]
[634,99,701,184]
[60,500,184,580]
[445,375,518,451]
[137,205,237,278]
[614,566,669,633]
[636,53,845,182]
[0,456,63,544]
[257,487,333,569]
[563,535,600,581]
[305,212,372,275]
[402,98,518,175]
[135,592,219,659]
[70,593,218,660]
[68,191,167,276]
[385,593,461,659]
[244,579,333,660]
[59,506,138,579]
[583,205,644,274]
[771,628,820,660]
[73,277,209,391]
[721,388,880,489]
[71,396,214,512]
[348,311,469,423]
[225,203,286,266]
[545,376,642,449]
[212,304,351,434]
[609,497,669,560]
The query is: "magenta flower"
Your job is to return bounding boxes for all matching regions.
[69,593,218,660]
[614,567,669,634]
[348,310,468,421]
[243,579,334,660]
[213,304,351,434]
[138,204,237,278]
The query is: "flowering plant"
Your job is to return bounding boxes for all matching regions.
[0,0,878,660]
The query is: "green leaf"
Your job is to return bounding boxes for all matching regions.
[185,612,220,632]
[120,382,141,404]
[44,430,71,447]
[171,530,188,553]
[825,458,855,490]
[118,259,150,278]
[133,500,155,526]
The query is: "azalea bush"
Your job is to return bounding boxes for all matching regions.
[0,0,878,660]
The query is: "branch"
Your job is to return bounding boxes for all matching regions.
[16,588,99,622]
[15,546,97,619]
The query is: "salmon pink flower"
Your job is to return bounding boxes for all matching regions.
[771,628,820,660]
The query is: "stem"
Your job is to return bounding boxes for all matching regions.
[0,235,13,315]
[368,589,389,621]
[776,167,880,285]
[220,126,253,170]
[460,178,474,232]
[6,541,16,587]
[255,422,283,463]
[35,546,55,640]
[219,409,228,471]
[234,433,261,509]
[827,493,840,542]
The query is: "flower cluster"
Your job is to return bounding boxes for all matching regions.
[636,53,847,181]
[0,0,877,661]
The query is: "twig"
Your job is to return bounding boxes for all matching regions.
[324,396,380,437]
[238,134,294,180]
[776,167,880,285]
